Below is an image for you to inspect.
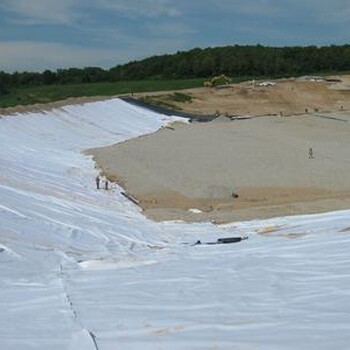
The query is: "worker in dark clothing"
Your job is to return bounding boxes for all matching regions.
[309,147,314,159]
[95,176,100,189]
[104,180,109,190]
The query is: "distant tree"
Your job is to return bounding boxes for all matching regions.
[42,70,57,85]
[0,81,9,95]
[82,67,107,83]
[57,68,85,84]
[0,71,10,95]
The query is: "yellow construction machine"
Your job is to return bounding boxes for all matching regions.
[204,74,231,87]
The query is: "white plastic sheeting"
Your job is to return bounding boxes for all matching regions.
[0,99,350,349]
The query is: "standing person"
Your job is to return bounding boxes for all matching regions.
[309,147,314,159]
[104,180,109,190]
[95,176,100,189]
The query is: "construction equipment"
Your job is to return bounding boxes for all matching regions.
[204,74,231,87]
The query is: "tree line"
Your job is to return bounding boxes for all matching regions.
[1,44,350,95]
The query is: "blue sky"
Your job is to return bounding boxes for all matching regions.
[0,0,349,72]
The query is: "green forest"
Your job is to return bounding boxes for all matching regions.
[1,44,350,106]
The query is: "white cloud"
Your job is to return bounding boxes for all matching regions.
[98,0,181,18]
[195,0,349,23]
[146,22,197,37]
[193,0,285,17]
[0,0,82,25]
[0,0,181,25]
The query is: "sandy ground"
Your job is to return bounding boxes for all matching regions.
[88,111,350,224]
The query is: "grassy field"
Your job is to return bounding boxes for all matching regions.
[139,92,194,111]
[0,79,206,108]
